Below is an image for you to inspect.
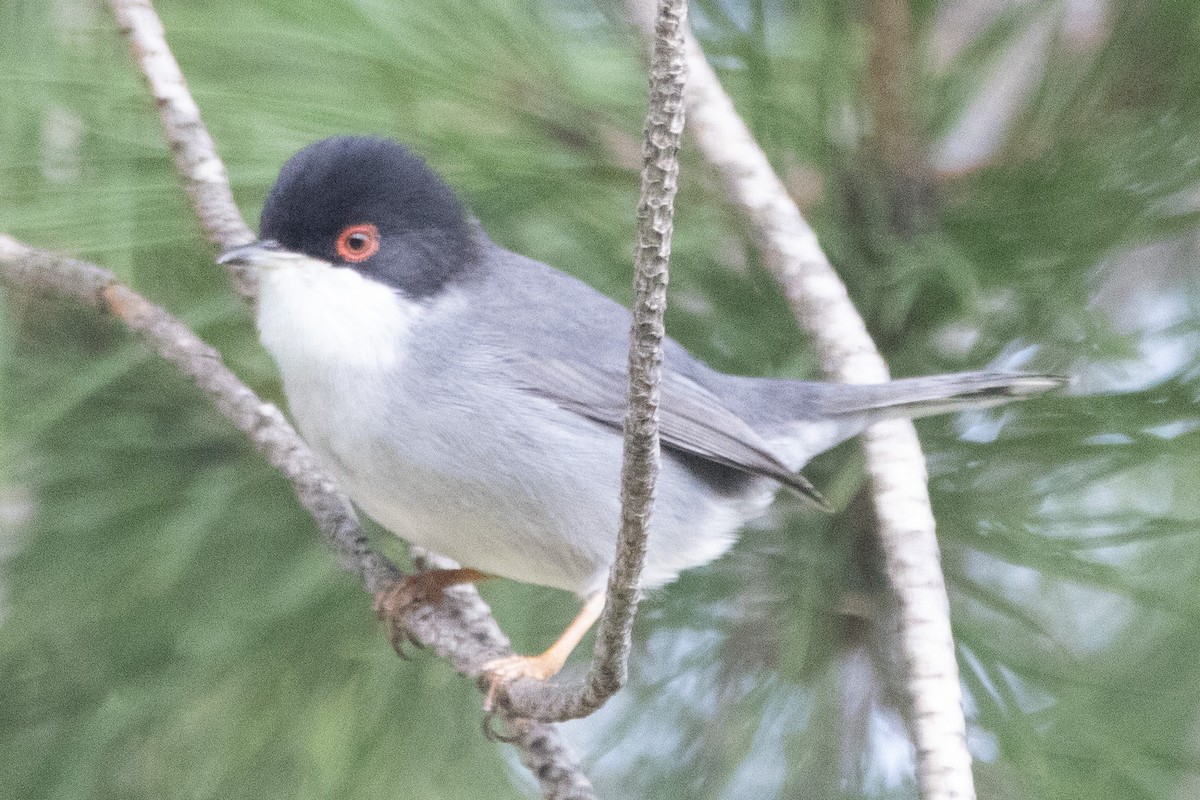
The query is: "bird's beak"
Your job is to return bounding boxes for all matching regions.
[217,240,305,271]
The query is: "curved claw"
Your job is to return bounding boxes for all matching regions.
[481,709,522,743]
[373,568,491,657]
[381,615,422,659]
[373,580,424,657]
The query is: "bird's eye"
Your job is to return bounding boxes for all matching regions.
[335,223,381,263]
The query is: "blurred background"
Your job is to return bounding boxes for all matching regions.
[2,0,1199,797]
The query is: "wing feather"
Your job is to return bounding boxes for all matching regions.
[512,357,826,507]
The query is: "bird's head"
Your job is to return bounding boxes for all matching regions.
[220,136,478,300]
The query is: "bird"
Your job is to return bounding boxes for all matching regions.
[219,136,1063,685]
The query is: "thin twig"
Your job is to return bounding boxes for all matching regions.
[108,0,257,296]
[489,0,687,722]
[625,5,976,799]
[1,256,597,799]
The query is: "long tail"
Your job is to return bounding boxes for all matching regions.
[820,371,1067,421]
[738,370,1065,505]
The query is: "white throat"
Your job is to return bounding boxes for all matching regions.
[255,259,424,375]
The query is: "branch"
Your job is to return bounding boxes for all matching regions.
[108,0,257,297]
[626,6,975,800]
[489,0,687,721]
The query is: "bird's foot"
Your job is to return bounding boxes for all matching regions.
[484,652,566,683]
[479,593,605,711]
[481,651,567,711]
[373,568,490,657]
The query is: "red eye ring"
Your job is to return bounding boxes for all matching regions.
[335,223,380,263]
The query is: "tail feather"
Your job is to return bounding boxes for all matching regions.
[823,371,1067,421]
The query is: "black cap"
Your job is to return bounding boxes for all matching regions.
[260,136,479,299]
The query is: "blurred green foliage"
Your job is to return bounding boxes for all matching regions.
[3,0,1200,798]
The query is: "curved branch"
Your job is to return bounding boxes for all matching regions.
[108,0,257,296]
[490,0,687,722]
[625,6,975,800]
[0,238,596,800]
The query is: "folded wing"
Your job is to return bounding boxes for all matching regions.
[512,357,826,508]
